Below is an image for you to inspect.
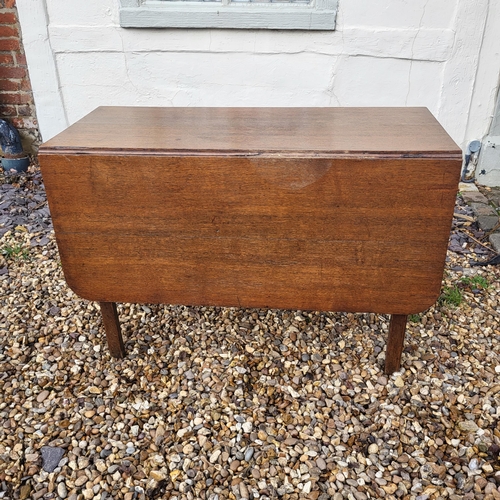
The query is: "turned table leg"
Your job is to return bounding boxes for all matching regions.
[384,314,407,374]
[99,302,125,358]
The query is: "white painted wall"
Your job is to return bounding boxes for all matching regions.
[17,0,500,150]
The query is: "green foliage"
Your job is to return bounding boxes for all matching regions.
[460,275,489,290]
[438,276,489,309]
[1,243,29,261]
[408,313,422,323]
[439,286,463,307]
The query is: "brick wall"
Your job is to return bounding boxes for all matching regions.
[0,0,41,153]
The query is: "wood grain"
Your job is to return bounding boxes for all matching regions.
[40,154,461,314]
[99,302,125,358]
[385,315,408,374]
[41,107,461,157]
[39,107,462,370]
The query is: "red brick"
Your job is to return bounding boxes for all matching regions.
[0,103,15,115]
[0,12,16,25]
[16,104,31,116]
[0,25,18,38]
[0,53,14,65]
[0,78,19,91]
[0,66,25,78]
[14,51,26,65]
[5,0,17,7]
[20,78,32,91]
[0,38,19,51]
[12,116,37,129]
[0,91,32,104]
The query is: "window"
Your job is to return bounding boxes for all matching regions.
[119,0,338,30]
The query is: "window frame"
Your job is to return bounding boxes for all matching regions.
[119,0,338,30]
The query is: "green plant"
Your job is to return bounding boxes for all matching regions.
[1,244,29,261]
[408,313,422,323]
[439,286,463,307]
[460,275,489,290]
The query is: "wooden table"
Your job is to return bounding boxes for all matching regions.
[39,107,462,374]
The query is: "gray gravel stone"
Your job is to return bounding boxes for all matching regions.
[244,447,254,462]
[471,202,497,216]
[40,446,65,473]
[477,215,499,231]
[490,232,500,252]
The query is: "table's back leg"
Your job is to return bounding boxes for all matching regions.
[99,302,125,358]
[384,314,408,374]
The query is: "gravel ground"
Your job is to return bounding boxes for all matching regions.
[1,165,499,500]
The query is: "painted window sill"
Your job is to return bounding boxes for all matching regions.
[119,0,338,30]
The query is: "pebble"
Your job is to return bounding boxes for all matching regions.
[476,477,488,489]
[316,457,327,470]
[455,473,466,489]
[469,458,479,470]
[239,482,249,499]
[485,482,497,494]
[40,446,65,473]
[0,172,499,500]
[57,482,67,499]
[458,421,479,432]
[353,492,368,500]
[242,422,253,433]
[74,476,87,487]
[36,390,49,403]
[482,463,494,473]
[244,447,255,462]
[210,450,221,463]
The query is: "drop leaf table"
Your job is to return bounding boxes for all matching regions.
[39,107,462,374]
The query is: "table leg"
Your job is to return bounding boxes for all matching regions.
[99,302,125,358]
[384,314,407,374]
